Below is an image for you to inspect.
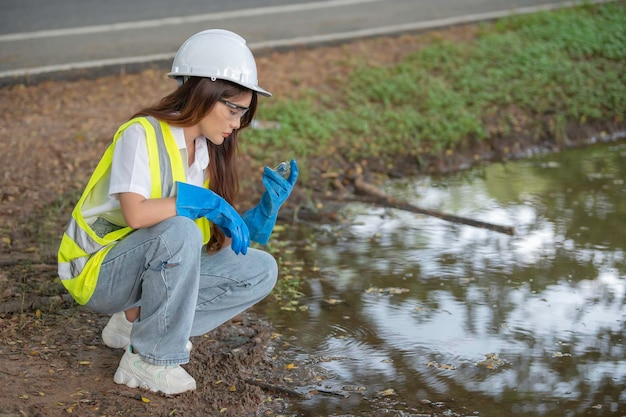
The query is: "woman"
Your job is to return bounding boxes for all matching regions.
[57,29,298,395]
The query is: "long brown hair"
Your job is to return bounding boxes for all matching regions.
[132,77,258,251]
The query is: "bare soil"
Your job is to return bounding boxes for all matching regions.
[0,25,623,417]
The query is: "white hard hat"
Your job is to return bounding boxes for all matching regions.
[168,29,271,97]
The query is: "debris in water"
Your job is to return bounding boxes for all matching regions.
[476,353,507,370]
[426,361,456,370]
[365,287,409,295]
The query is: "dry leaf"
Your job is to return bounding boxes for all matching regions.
[377,388,396,396]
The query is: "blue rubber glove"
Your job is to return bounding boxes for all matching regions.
[242,159,299,244]
[175,181,250,255]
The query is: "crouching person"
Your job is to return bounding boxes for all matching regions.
[57,29,298,394]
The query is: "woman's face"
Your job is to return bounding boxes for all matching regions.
[200,91,253,145]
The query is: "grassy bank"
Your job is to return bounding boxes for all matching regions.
[244,1,625,174]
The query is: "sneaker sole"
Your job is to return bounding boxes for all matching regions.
[113,368,196,395]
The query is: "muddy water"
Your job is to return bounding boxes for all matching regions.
[262,142,626,417]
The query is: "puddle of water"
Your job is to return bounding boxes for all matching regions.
[261,142,626,416]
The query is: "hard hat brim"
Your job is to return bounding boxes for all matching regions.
[167,74,272,97]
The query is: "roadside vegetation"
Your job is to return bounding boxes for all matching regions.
[244,1,625,175]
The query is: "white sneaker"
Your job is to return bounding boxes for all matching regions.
[102,312,133,349]
[102,312,193,351]
[113,346,196,395]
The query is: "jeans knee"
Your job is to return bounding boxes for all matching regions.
[161,217,203,249]
[256,250,278,291]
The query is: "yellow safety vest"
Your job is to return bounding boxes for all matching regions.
[57,116,211,305]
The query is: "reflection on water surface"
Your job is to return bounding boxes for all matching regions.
[263,142,626,417]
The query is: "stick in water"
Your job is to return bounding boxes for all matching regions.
[352,177,515,236]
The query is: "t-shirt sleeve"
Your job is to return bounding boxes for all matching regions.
[109,123,152,199]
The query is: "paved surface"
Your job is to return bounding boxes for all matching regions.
[0,0,610,84]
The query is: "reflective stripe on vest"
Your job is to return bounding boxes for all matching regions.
[57,117,211,305]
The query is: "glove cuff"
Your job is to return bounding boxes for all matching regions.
[242,205,277,244]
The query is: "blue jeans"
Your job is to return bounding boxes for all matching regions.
[85,216,278,366]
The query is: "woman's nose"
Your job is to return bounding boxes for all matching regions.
[230,118,241,129]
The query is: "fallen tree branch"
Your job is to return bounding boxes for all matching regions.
[0,294,75,314]
[312,388,349,398]
[245,378,310,399]
[345,176,515,236]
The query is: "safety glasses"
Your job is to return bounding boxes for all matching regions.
[218,99,249,120]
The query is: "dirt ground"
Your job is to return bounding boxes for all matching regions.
[0,24,624,417]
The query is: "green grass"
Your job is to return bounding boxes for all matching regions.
[243,1,625,166]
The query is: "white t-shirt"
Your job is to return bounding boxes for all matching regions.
[81,122,209,221]
[109,122,209,198]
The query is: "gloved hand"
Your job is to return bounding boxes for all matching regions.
[242,159,299,244]
[175,181,250,255]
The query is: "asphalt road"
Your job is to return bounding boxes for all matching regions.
[0,0,609,84]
